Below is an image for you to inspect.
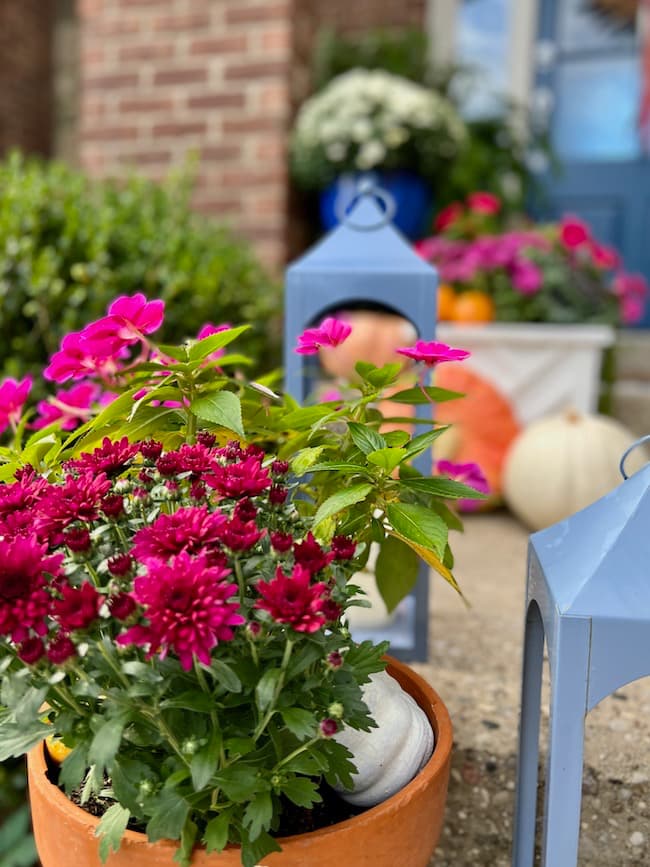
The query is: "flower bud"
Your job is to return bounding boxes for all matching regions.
[326,650,343,670]
[319,718,338,738]
[327,702,344,719]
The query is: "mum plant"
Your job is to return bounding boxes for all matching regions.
[289,69,467,191]
[418,193,648,325]
[0,297,480,866]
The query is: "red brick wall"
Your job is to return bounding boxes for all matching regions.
[76,0,293,269]
[316,0,426,35]
[0,1,54,156]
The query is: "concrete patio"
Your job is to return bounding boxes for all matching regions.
[416,511,650,867]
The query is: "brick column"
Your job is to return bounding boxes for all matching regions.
[76,0,293,270]
[0,0,54,156]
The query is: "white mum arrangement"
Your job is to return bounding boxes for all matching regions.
[290,69,467,190]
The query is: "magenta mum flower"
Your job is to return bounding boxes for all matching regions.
[293,532,334,574]
[0,376,32,435]
[52,582,102,632]
[66,436,139,477]
[396,340,470,367]
[559,216,590,250]
[205,455,272,498]
[36,472,112,540]
[117,552,244,670]
[295,317,352,355]
[132,506,227,564]
[467,191,501,215]
[0,536,63,642]
[254,564,330,633]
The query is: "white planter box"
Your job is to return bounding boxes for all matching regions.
[436,323,616,425]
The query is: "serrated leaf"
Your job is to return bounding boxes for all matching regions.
[401,476,488,500]
[312,483,373,529]
[0,723,50,761]
[280,708,316,739]
[96,803,130,863]
[174,817,198,867]
[386,503,448,559]
[375,535,420,613]
[190,732,221,791]
[366,447,407,474]
[191,391,244,438]
[214,766,261,802]
[88,715,128,772]
[281,776,322,808]
[188,325,251,362]
[146,789,190,842]
[204,812,231,853]
[243,790,273,841]
[388,386,463,404]
[60,746,89,795]
[347,422,385,455]
[240,831,282,867]
[111,756,156,814]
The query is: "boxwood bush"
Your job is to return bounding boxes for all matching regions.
[0,153,281,391]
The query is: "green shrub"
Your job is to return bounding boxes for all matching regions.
[0,153,282,392]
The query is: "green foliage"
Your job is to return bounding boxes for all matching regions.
[0,152,281,394]
[0,805,37,867]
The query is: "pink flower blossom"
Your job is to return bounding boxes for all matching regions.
[52,582,102,632]
[33,382,99,431]
[295,317,352,355]
[511,261,543,295]
[46,633,76,664]
[433,202,463,232]
[83,293,165,350]
[559,216,590,250]
[396,341,471,367]
[254,564,330,634]
[218,516,264,552]
[589,242,620,270]
[436,459,490,512]
[44,331,126,383]
[117,552,244,670]
[36,472,112,541]
[467,192,501,216]
[293,532,334,574]
[196,322,231,362]
[204,455,272,498]
[0,376,32,434]
[132,506,227,564]
[66,436,139,477]
[0,536,63,642]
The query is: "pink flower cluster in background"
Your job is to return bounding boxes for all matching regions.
[418,193,649,325]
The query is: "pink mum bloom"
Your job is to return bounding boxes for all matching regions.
[52,582,102,632]
[33,382,99,431]
[511,261,543,295]
[204,455,272,498]
[117,552,244,671]
[132,506,227,564]
[83,293,165,349]
[0,376,32,435]
[36,472,112,541]
[437,459,490,513]
[65,436,139,477]
[433,202,463,233]
[295,317,352,355]
[0,536,63,642]
[559,216,590,250]
[396,340,470,367]
[254,564,330,634]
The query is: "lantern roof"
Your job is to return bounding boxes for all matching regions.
[530,461,650,620]
[287,195,434,276]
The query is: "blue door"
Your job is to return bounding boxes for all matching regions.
[533,0,650,325]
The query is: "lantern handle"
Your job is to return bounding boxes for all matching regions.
[334,177,397,231]
[619,434,650,480]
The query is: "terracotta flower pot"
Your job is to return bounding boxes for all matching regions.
[27,658,452,867]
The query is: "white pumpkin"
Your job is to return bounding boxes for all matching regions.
[503,410,649,531]
[332,670,434,807]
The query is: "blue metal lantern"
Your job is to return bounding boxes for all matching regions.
[284,182,438,661]
[512,436,650,867]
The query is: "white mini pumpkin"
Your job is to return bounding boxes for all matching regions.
[332,670,434,807]
[503,410,649,531]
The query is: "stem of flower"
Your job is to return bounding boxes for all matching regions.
[50,684,86,717]
[233,557,246,600]
[253,637,294,741]
[96,639,130,690]
[272,736,320,772]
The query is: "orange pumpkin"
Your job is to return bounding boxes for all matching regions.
[450,291,495,323]
[437,284,457,321]
[319,311,417,380]
[434,364,521,506]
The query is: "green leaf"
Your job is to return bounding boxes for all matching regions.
[146,789,190,842]
[255,669,281,713]
[403,426,450,460]
[308,461,373,477]
[161,692,215,713]
[191,391,244,438]
[156,343,190,361]
[280,708,316,739]
[375,535,420,613]
[211,659,242,693]
[240,831,282,867]
[354,360,377,381]
[214,766,261,802]
[224,737,255,758]
[280,776,322,808]
[366,447,407,474]
[0,805,37,867]
[204,812,231,853]
[111,756,156,814]
[0,723,49,761]
[383,430,411,447]
[280,406,336,430]
[389,531,465,598]
[96,803,130,863]
[59,746,89,795]
[174,817,198,867]
[243,790,273,841]
[401,476,488,500]
[190,732,221,791]
[88,716,127,772]
[386,503,448,559]
[312,483,373,529]
[290,446,326,475]
[366,361,403,388]
[347,422,385,455]
[388,386,463,404]
[188,325,251,362]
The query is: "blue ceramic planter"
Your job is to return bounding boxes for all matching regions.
[319,171,433,241]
